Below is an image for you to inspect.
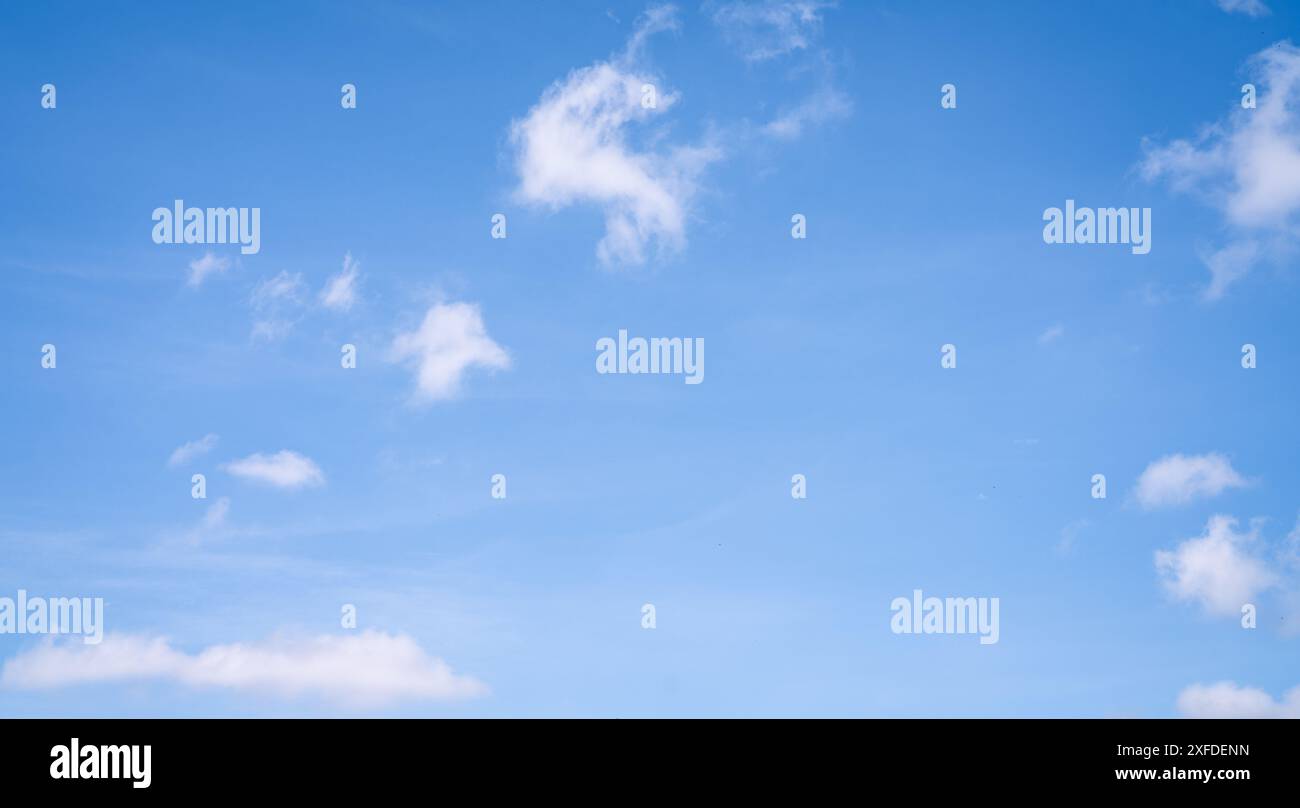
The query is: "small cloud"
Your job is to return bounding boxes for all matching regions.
[1057,519,1089,555]
[222,450,325,489]
[249,271,306,341]
[187,252,230,287]
[1200,240,1259,301]
[251,271,305,306]
[509,5,720,266]
[1140,41,1300,298]
[167,434,219,468]
[1,630,487,708]
[320,252,361,312]
[1155,514,1278,616]
[1215,0,1270,17]
[1037,323,1065,345]
[389,302,510,404]
[710,0,831,63]
[1177,681,1297,718]
[202,496,230,530]
[761,86,851,140]
[182,496,231,545]
[1133,452,1249,509]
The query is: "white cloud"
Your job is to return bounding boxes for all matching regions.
[187,252,230,287]
[1057,518,1088,555]
[1,630,487,707]
[762,86,851,140]
[711,0,831,62]
[251,271,305,306]
[1155,515,1278,616]
[1037,323,1065,345]
[249,271,307,341]
[167,434,219,467]
[1216,0,1270,17]
[1141,42,1300,298]
[181,496,231,544]
[222,450,325,489]
[202,496,230,530]
[1200,239,1260,301]
[1177,681,1298,718]
[389,302,510,403]
[509,5,720,266]
[1133,452,1248,509]
[320,252,361,311]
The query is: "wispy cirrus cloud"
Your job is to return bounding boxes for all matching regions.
[1037,323,1065,345]
[1215,0,1270,17]
[709,0,831,62]
[1,630,487,708]
[761,85,851,140]
[168,434,219,467]
[320,252,361,311]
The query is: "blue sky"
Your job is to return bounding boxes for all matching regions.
[2,0,1299,717]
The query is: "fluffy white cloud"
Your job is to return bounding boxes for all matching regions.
[1133,452,1248,509]
[187,252,230,287]
[222,450,324,489]
[167,433,219,467]
[710,0,831,62]
[509,5,720,266]
[320,252,360,311]
[1177,681,1298,718]
[1141,42,1300,298]
[389,302,510,403]
[1155,515,1278,616]
[1216,0,1270,17]
[1,630,487,707]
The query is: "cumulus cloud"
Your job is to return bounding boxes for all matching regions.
[509,4,720,266]
[1155,515,1278,616]
[1177,681,1298,718]
[1140,42,1300,298]
[710,0,831,62]
[167,434,219,467]
[1,630,487,707]
[1215,0,1270,17]
[389,302,510,403]
[1133,452,1248,509]
[320,252,361,311]
[222,450,325,489]
[187,252,230,287]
